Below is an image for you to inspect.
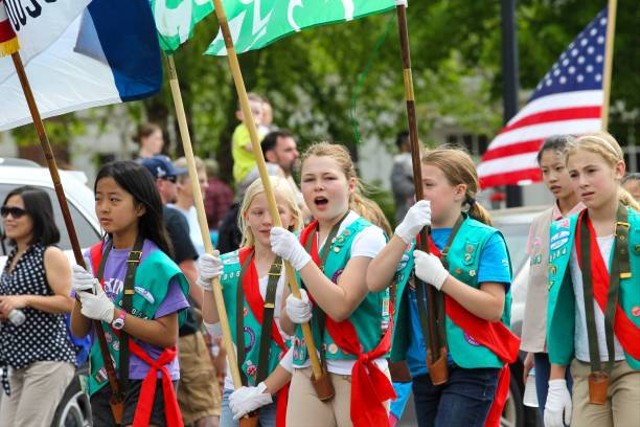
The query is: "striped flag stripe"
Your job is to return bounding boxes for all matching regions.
[478,152,539,176]
[485,118,602,151]
[480,139,544,162]
[480,169,543,189]
[499,106,601,134]
[506,90,603,125]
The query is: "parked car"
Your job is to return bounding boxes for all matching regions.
[0,158,100,427]
[492,205,548,427]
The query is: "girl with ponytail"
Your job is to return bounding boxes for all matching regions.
[368,146,519,427]
[269,142,395,426]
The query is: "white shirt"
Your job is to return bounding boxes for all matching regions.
[570,236,625,363]
[295,211,388,375]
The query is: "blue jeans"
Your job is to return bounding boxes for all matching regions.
[412,366,499,427]
[533,352,573,421]
[220,387,278,427]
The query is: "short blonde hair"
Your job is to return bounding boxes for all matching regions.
[239,176,303,247]
[566,131,640,212]
[174,156,205,184]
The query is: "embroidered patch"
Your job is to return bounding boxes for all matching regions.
[134,286,155,304]
[245,360,257,379]
[464,332,480,346]
[632,307,640,317]
[556,218,570,229]
[328,343,339,354]
[550,237,569,251]
[331,268,344,283]
[243,326,256,352]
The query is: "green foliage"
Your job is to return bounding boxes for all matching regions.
[10,0,639,175]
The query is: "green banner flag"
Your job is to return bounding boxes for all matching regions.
[152,0,214,53]
[205,0,396,56]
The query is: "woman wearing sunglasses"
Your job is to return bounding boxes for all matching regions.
[0,186,76,427]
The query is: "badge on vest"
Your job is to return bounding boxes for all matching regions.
[632,307,640,317]
[243,326,256,352]
[134,286,155,304]
[463,241,478,265]
[244,359,257,381]
[550,230,570,250]
[464,332,481,346]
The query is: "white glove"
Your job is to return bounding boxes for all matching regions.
[229,382,273,420]
[395,200,432,244]
[79,285,115,323]
[270,227,311,271]
[285,289,313,323]
[413,250,449,291]
[544,379,572,427]
[72,265,99,295]
[197,251,223,291]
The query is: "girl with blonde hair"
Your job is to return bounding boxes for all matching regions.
[197,176,302,427]
[545,131,640,427]
[368,146,519,427]
[269,142,395,426]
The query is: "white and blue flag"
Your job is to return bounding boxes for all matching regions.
[0,0,162,131]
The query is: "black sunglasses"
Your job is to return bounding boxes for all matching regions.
[1,206,28,218]
[160,175,177,183]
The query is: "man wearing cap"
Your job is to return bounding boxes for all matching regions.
[141,156,219,427]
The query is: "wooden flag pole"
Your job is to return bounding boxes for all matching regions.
[165,53,245,389]
[395,1,448,385]
[211,0,334,400]
[601,0,617,131]
[10,49,125,422]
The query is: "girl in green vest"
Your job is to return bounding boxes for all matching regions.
[545,132,640,427]
[269,142,395,427]
[198,176,303,427]
[520,136,583,421]
[70,161,190,427]
[367,147,518,427]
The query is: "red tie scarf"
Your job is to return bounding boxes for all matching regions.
[300,223,397,427]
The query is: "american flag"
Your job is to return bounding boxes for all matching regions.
[478,8,608,188]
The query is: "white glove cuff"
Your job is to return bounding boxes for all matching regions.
[256,382,268,394]
[433,270,450,291]
[197,277,214,292]
[204,321,222,339]
[290,251,312,271]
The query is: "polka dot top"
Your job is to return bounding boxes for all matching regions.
[0,243,75,370]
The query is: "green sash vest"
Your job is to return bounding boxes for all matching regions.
[220,250,289,386]
[89,249,189,396]
[390,217,513,369]
[547,207,640,369]
[292,218,390,365]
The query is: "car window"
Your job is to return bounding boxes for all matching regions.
[0,184,99,255]
[494,222,530,274]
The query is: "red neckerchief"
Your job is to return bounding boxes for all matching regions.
[89,242,183,427]
[575,212,640,359]
[238,247,289,427]
[427,237,520,427]
[300,221,396,427]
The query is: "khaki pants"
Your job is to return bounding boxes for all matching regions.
[286,367,390,427]
[177,331,222,424]
[570,359,640,427]
[0,361,74,427]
